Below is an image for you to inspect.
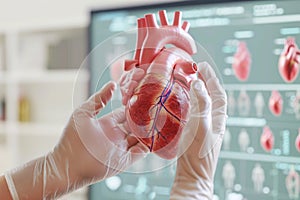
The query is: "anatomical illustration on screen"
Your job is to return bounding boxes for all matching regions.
[278,37,300,83]
[232,41,252,81]
[269,90,283,116]
[260,126,274,152]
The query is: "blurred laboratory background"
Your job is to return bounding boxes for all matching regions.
[1,0,300,200]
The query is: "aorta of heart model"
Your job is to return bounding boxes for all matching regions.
[232,41,251,81]
[260,126,274,152]
[295,129,300,153]
[278,37,300,83]
[269,90,283,116]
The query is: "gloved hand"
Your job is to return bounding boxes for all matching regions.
[170,62,227,199]
[4,81,149,200]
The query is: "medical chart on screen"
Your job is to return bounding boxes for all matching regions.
[89,1,300,199]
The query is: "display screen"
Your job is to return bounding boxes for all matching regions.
[89,0,300,199]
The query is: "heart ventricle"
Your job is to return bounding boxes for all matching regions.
[126,72,189,159]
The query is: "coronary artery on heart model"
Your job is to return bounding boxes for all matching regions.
[119,10,198,159]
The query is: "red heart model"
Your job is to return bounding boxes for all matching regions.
[268,90,283,116]
[119,10,198,159]
[260,126,274,152]
[278,37,300,83]
[232,41,251,81]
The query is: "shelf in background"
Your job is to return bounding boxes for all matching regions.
[1,121,65,136]
[0,17,87,33]
[17,122,65,136]
[224,83,300,91]
[226,117,267,127]
[1,69,89,84]
[220,151,300,163]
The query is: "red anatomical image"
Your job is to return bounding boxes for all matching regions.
[260,126,274,152]
[232,41,251,81]
[278,37,300,83]
[268,90,283,116]
[119,10,198,159]
[295,129,300,153]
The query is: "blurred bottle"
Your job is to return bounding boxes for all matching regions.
[19,94,30,122]
[0,96,5,121]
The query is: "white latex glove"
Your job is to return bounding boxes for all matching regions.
[4,81,149,200]
[170,62,227,199]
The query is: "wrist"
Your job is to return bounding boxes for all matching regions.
[171,172,214,200]
[170,154,215,200]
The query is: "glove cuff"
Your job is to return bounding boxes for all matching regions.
[4,173,19,200]
[170,180,213,200]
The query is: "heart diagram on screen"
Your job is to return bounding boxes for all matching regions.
[119,10,198,159]
[295,129,300,153]
[269,90,283,116]
[260,126,274,152]
[278,37,300,83]
[232,41,251,81]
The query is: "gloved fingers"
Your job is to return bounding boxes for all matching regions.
[81,81,116,116]
[177,79,210,157]
[126,135,139,147]
[99,108,129,142]
[128,141,149,160]
[121,81,139,105]
[197,62,217,85]
[198,62,227,133]
[193,62,227,158]
[206,77,227,133]
[119,68,145,105]
[198,128,224,159]
[189,79,211,117]
[111,107,126,124]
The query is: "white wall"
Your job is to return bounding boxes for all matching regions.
[0,0,179,29]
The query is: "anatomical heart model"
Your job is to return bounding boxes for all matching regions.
[232,41,251,81]
[268,90,283,116]
[119,10,199,159]
[260,126,274,152]
[278,37,300,83]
